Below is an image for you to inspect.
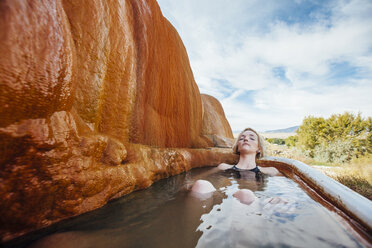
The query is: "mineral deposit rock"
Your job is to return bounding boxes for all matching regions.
[62,0,209,148]
[201,94,235,147]
[0,0,237,241]
[0,0,75,127]
[127,0,209,148]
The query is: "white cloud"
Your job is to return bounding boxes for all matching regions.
[157,0,372,131]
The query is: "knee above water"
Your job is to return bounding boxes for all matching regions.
[191,180,216,194]
[233,189,256,205]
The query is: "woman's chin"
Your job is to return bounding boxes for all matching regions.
[239,149,256,155]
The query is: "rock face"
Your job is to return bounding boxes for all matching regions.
[0,0,237,241]
[201,94,235,147]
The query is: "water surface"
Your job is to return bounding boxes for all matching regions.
[9,167,370,248]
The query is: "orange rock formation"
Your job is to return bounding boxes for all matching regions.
[201,94,235,147]
[0,0,237,241]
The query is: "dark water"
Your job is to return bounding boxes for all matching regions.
[6,167,370,248]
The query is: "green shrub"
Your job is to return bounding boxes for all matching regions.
[285,135,298,147]
[266,138,285,145]
[313,139,354,163]
[296,112,371,160]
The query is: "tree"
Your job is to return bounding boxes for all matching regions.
[295,112,371,161]
[285,135,298,147]
[296,116,327,156]
[326,112,366,141]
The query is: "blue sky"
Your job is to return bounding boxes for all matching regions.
[157,0,372,132]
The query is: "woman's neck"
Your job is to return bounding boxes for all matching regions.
[236,153,257,170]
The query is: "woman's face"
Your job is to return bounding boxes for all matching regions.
[237,130,260,155]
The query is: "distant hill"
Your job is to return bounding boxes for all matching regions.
[264,126,299,133]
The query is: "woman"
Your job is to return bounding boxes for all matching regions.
[191,127,281,204]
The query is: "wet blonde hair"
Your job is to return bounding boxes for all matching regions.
[232,127,265,159]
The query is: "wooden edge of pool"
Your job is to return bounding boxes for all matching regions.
[258,156,372,236]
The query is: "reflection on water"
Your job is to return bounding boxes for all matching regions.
[9,167,369,248]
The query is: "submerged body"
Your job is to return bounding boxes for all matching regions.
[192,128,281,204]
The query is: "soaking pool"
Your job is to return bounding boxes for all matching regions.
[5,166,372,248]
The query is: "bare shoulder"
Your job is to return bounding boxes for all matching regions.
[259,166,281,176]
[217,163,234,170]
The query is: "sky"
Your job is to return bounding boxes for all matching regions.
[156,0,372,132]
